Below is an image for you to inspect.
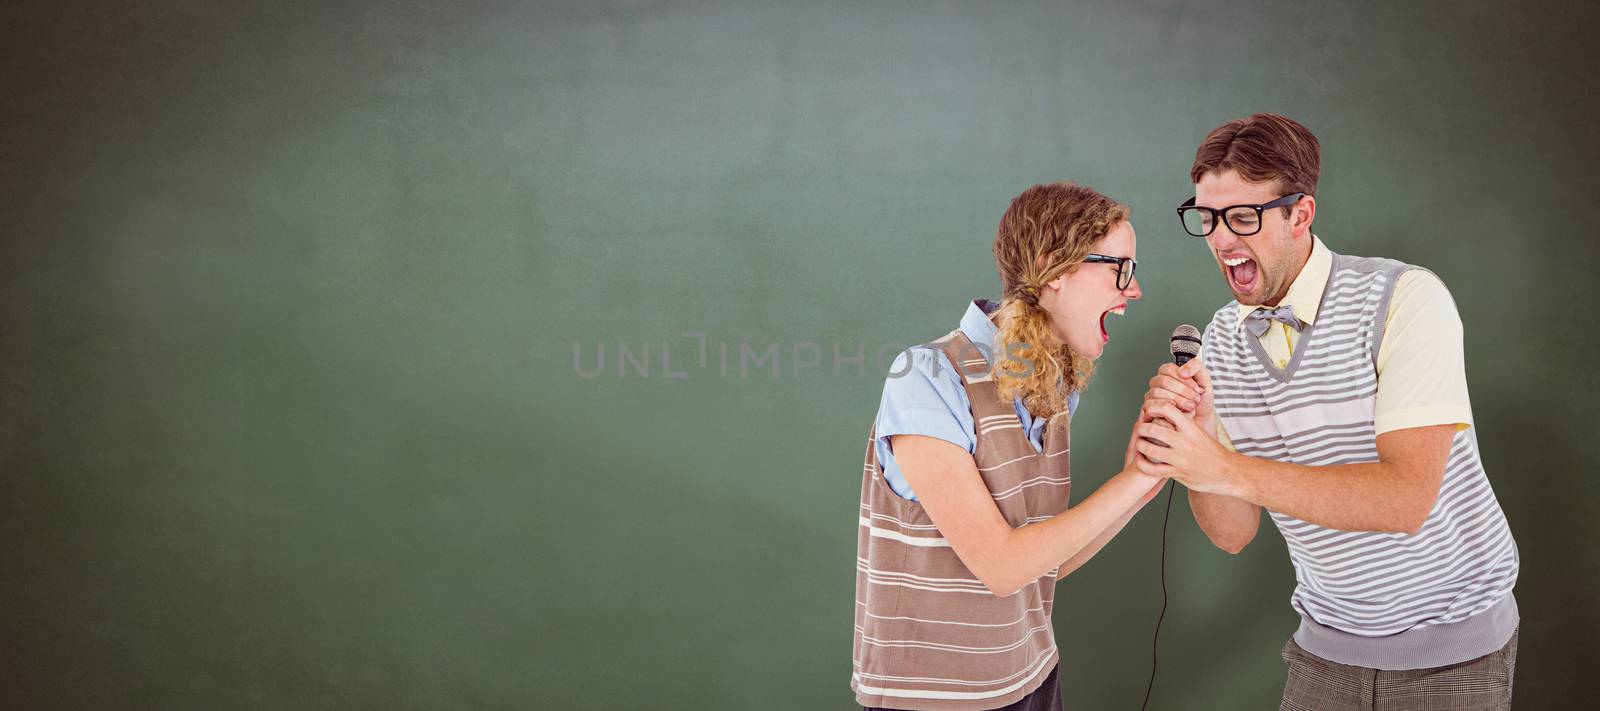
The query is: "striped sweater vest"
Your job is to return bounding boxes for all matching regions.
[853,329,1072,710]
[1203,252,1519,667]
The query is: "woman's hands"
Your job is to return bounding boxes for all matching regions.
[1132,360,1243,498]
[1142,361,1215,434]
[1134,401,1241,497]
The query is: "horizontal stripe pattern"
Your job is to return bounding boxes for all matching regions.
[1203,255,1518,640]
[853,328,1068,710]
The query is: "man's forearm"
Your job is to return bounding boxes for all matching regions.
[1187,414,1260,553]
[1227,452,1435,534]
[1187,489,1259,553]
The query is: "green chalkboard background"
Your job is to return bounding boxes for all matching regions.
[3,0,1596,708]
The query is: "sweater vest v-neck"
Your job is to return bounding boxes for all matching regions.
[1204,252,1519,669]
[852,329,1071,710]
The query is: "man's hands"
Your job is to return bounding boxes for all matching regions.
[1136,360,1263,552]
[1134,360,1241,496]
[1142,361,1215,433]
[1135,402,1242,497]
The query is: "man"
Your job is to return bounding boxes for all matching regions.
[1133,113,1519,710]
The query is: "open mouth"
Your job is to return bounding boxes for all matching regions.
[1221,254,1260,295]
[1098,304,1125,344]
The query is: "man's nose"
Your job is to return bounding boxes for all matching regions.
[1208,222,1242,249]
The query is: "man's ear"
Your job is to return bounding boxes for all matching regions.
[1292,195,1317,237]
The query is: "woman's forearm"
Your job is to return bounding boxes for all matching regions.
[985,468,1163,595]
[890,434,1165,597]
[1056,477,1168,581]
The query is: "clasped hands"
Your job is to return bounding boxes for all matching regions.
[1126,360,1244,498]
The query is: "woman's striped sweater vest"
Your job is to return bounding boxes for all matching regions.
[853,329,1071,710]
[1204,252,1519,669]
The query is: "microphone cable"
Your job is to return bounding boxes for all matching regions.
[1140,479,1176,711]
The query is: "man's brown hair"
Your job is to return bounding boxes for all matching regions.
[1190,113,1321,202]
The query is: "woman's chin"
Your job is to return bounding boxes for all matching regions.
[1072,337,1104,361]
[1057,327,1104,360]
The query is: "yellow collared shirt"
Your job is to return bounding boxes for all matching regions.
[1213,236,1473,450]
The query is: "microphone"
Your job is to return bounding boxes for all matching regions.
[1170,324,1201,366]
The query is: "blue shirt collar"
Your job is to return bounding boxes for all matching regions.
[958,299,1003,364]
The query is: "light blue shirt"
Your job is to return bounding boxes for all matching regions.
[873,299,1078,501]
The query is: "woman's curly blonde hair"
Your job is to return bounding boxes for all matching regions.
[991,182,1129,420]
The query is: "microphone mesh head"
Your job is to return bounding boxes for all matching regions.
[1170,324,1202,361]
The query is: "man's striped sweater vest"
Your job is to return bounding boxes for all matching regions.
[1204,252,1518,669]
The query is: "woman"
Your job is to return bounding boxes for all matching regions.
[852,183,1168,711]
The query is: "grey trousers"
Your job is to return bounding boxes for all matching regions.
[1280,628,1518,711]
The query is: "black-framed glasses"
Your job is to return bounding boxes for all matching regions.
[1084,253,1137,290]
[1175,192,1305,237]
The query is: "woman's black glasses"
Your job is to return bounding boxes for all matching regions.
[1084,254,1137,290]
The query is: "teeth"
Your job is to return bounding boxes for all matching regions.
[1221,256,1251,267]
[1107,306,1125,316]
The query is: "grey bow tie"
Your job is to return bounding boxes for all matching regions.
[1244,305,1305,338]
